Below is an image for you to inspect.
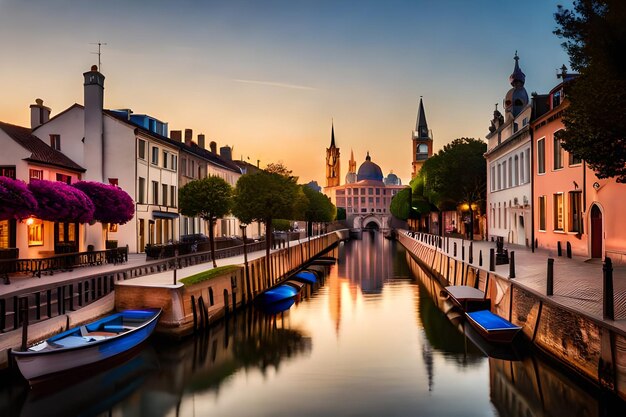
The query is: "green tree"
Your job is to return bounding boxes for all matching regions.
[232,170,299,279]
[178,176,232,267]
[390,187,411,221]
[554,0,626,181]
[302,186,336,236]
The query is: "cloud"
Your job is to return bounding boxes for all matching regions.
[233,79,315,91]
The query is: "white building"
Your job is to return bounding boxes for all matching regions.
[484,54,532,246]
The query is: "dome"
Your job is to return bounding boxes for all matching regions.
[345,171,357,184]
[357,152,383,182]
[384,172,401,186]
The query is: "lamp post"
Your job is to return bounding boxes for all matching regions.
[240,223,251,300]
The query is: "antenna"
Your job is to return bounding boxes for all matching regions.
[90,42,108,71]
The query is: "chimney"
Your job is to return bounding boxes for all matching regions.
[83,64,105,182]
[197,134,205,149]
[209,141,217,153]
[29,98,51,129]
[184,129,193,146]
[220,145,232,161]
[170,130,182,142]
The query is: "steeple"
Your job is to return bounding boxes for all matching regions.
[504,52,529,118]
[509,51,526,86]
[325,120,340,188]
[330,120,336,148]
[348,149,356,173]
[415,97,428,138]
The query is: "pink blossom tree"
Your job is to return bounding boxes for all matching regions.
[28,179,94,223]
[73,181,135,224]
[0,176,38,220]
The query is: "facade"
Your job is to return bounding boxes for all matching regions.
[484,54,532,246]
[411,98,433,178]
[532,72,626,262]
[0,117,85,258]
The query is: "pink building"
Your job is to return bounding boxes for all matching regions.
[532,75,626,263]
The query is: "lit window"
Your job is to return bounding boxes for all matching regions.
[553,193,564,231]
[569,192,582,233]
[29,169,44,181]
[28,218,44,246]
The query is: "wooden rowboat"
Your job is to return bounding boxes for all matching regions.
[465,310,522,344]
[442,285,490,312]
[12,308,161,383]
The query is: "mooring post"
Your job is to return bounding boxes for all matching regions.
[454,242,457,257]
[547,258,554,296]
[489,248,495,272]
[20,297,28,351]
[566,242,572,259]
[469,242,473,264]
[446,237,450,253]
[462,244,465,261]
[479,249,483,267]
[509,251,515,279]
[557,241,562,257]
[603,257,614,320]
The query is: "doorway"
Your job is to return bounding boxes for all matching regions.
[590,205,603,258]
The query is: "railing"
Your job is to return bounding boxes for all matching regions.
[0,247,128,281]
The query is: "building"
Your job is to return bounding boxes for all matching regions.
[484,53,532,246]
[0,114,85,258]
[411,98,433,178]
[325,122,340,188]
[532,69,626,263]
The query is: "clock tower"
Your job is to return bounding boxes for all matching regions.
[411,97,433,178]
[325,122,340,187]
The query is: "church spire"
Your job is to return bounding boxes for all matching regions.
[416,97,428,138]
[330,120,336,148]
[509,51,526,86]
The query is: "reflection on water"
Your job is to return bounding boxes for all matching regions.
[2,232,625,416]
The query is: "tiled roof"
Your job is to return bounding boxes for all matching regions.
[0,121,85,172]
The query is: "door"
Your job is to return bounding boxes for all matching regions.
[590,205,603,258]
[139,219,145,252]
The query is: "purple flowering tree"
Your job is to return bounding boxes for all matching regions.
[0,176,38,220]
[73,181,135,224]
[28,179,94,223]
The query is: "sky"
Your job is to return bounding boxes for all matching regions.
[0,0,572,185]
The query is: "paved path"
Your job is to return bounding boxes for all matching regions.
[410,233,626,329]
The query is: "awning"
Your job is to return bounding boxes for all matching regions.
[152,211,179,219]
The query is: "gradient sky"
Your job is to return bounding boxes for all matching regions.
[0,0,572,185]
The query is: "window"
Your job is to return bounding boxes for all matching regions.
[56,173,71,184]
[508,157,513,187]
[552,90,561,108]
[502,161,507,188]
[520,153,525,183]
[171,155,177,171]
[108,178,118,186]
[151,146,159,165]
[553,193,564,231]
[28,218,44,246]
[29,169,44,181]
[537,139,545,174]
[138,177,146,204]
[162,184,168,206]
[497,164,501,190]
[163,151,168,169]
[0,166,16,179]
[539,195,546,231]
[138,139,146,159]
[368,188,373,195]
[514,155,519,186]
[525,149,530,182]
[171,185,176,207]
[152,181,159,205]
[491,166,496,191]
[569,191,582,233]
[181,158,187,176]
[569,151,582,166]
[50,134,61,151]
[553,137,563,170]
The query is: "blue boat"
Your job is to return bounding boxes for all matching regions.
[259,298,296,315]
[259,284,299,304]
[293,271,317,285]
[13,308,161,383]
[465,310,522,344]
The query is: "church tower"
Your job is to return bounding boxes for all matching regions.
[411,97,433,178]
[325,122,340,187]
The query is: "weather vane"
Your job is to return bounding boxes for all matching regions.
[90,41,107,71]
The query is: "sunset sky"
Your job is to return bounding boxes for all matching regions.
[0,0,571,185]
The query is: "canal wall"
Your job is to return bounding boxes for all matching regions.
[115,231,346,338]
[398,231,626,402]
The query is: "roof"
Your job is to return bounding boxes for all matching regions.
[232,159,261,174]
[0,121,85,172]
[104,110,241,174]
[416,98,428,132]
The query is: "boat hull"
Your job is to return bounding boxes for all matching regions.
[465,310,521,344]
[292,271,317,285]
[13,309,161,382]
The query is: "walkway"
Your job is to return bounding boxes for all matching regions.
[408,232,626,330]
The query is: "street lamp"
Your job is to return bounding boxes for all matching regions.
[240,223,252,300]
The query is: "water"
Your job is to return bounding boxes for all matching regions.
[2,233,625,416]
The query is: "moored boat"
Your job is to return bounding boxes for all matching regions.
[12,308,161,383]
[258,284,299,304]
[292,271,318,285]
[465,310,522,344]
[442,285,490,312]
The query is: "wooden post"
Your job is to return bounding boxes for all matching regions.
[509,251,515,279]
[557,241,562,257]
[566,242,572,259]
[20,297,28,351]
[547,258,554,296]
[489,248,495,272]
[603,257,614,320]
[462,244,465,261]
[454,242,457,257]
[469,242,473,264]
[479,250,483,267]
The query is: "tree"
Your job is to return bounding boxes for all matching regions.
[73,181,134,225]
[178,177,232,267]
[554,1,626,181]
[28,179,94,223]
[0,177,37,220]
[390,187,411,221]
[302,185,335,236]
[232,170,299,279]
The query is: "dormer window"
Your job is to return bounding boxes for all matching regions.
[50,134,61,151]
[552,90,562,109]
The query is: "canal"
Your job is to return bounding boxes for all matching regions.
[1,232,625,416]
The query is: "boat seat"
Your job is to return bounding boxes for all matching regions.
[85,331,117,337]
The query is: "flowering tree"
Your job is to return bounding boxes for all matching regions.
[0,176,38,220]
[73,181,134,224]
[28,179,94,223]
